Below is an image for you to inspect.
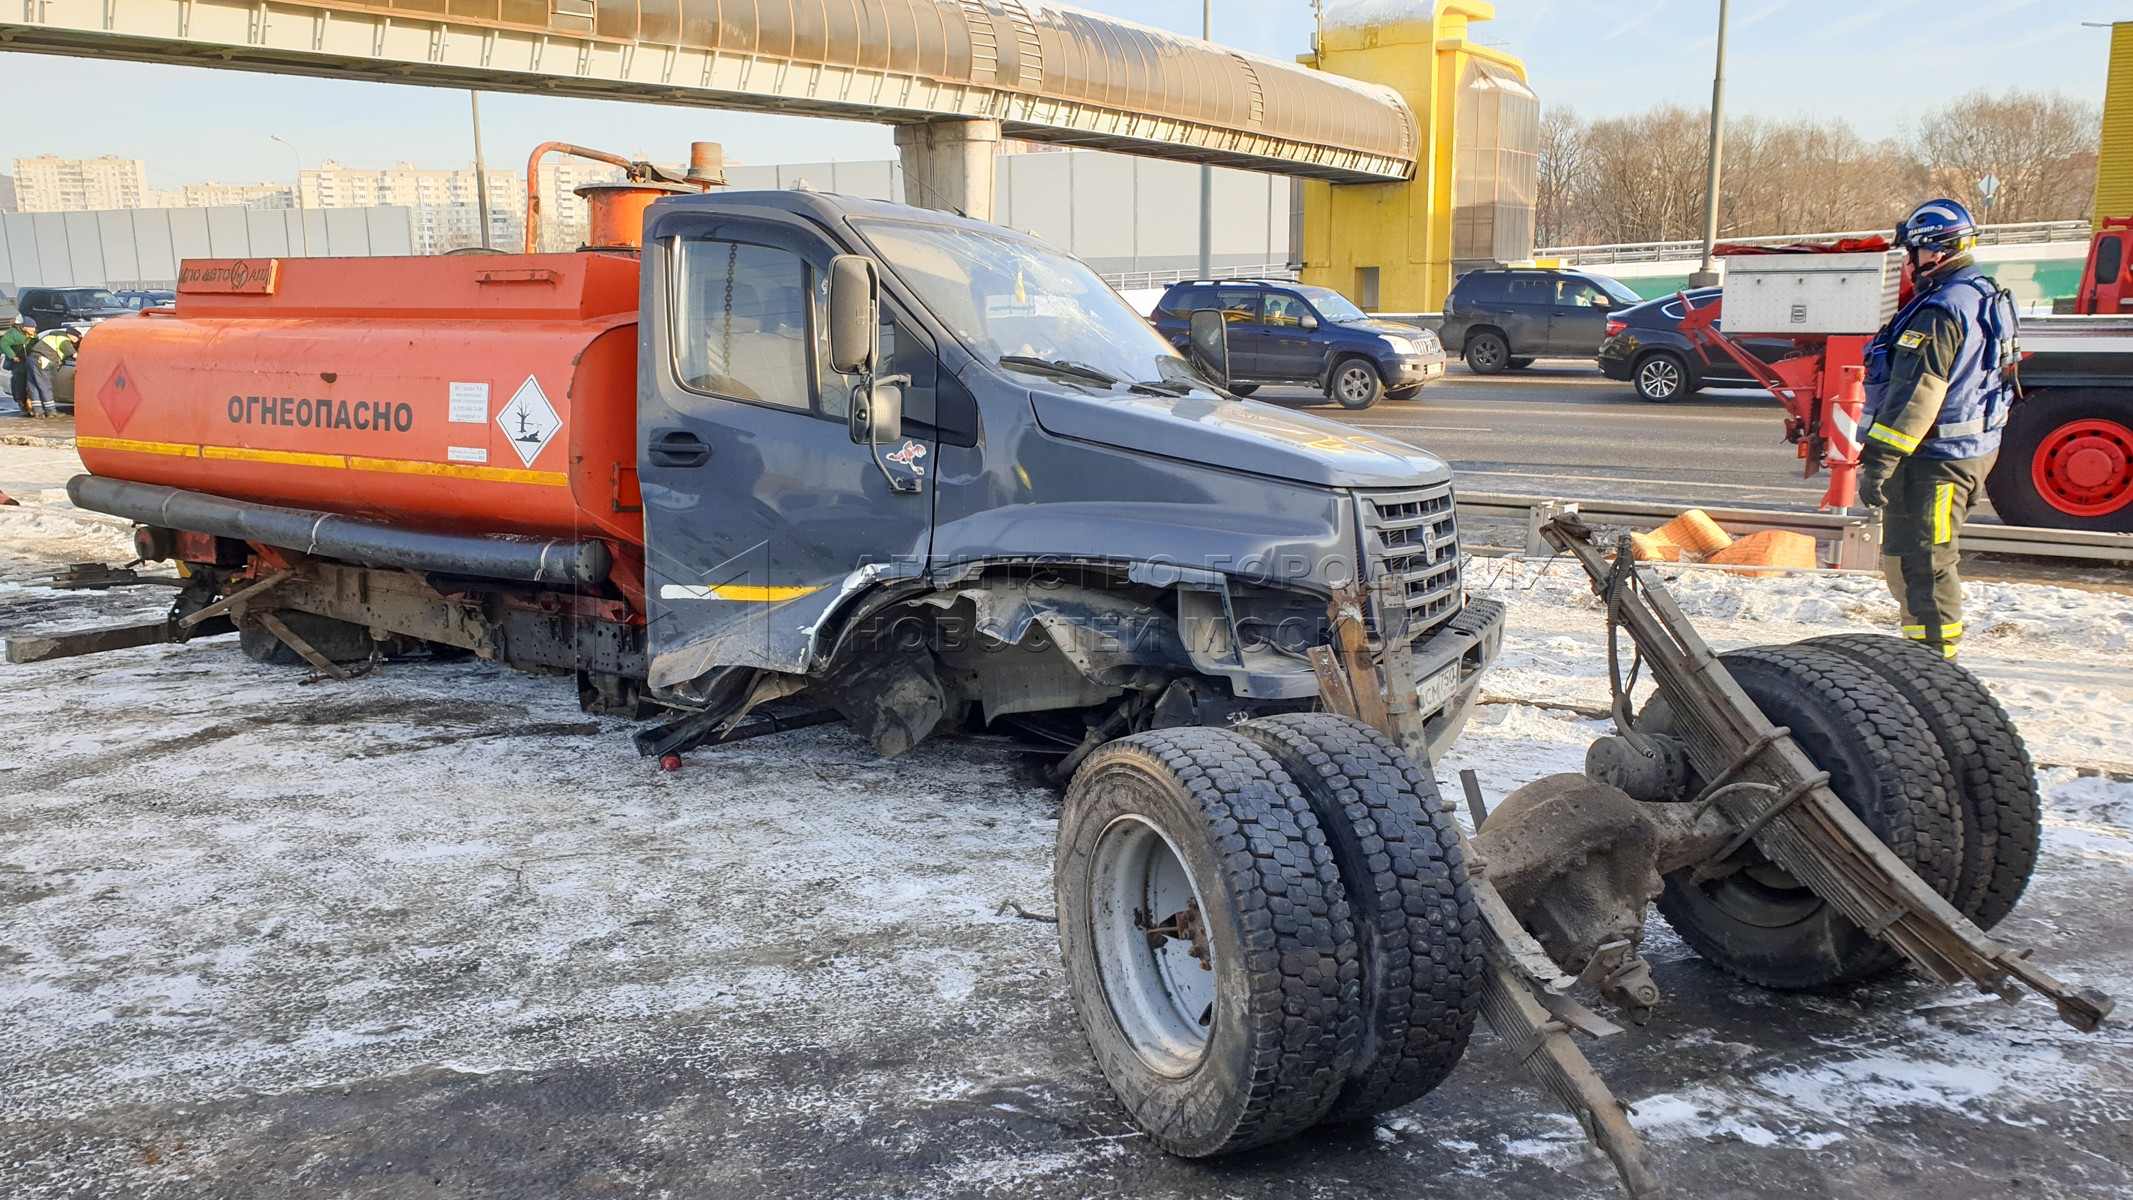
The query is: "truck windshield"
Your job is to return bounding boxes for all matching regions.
[61,289,122,309]
[857,219,1207,392]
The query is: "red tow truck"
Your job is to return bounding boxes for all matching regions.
[1682,237,2133,534]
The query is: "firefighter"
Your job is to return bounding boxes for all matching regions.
[1,316,32,417]
[24,321,76,418]
[1856,198,2019,660]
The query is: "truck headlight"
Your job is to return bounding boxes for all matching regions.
[1382,336,1417,355]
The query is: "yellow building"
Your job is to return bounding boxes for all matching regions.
[2096,22,2133,225]
[1298,0,1538,312]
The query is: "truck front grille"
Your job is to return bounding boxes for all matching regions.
[1358,484,1461,639]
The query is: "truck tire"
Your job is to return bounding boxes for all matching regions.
[1647,644,1964,990]
[1632,351,1691,402]
[1235,714,1482,1124]
[1330,357,1386,409]
[1227,384,1260,397]
[1507,356,1537,370]
[1464,331,1509,375]
[1806,634,2039,930]
[1987,389,2133,532]
[1056,727,1360,1156]
[237,610,376,666]
[1386,384,1425,402]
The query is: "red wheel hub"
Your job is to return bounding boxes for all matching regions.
[2031,418,2133,517]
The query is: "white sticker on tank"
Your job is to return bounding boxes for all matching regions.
[497,375,561,467]
[449,382,490,423]
[448,446,488,464]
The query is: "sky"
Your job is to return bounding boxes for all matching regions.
[3,0,2127,188]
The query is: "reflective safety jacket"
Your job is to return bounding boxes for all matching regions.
[29,329,74,367]
[1860,261,2019,462]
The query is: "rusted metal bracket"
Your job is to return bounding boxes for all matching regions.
[1324,584,1392,736]
[1479,961,1670,1199]
[178,569,293,630]
[255,610,353,681]
[1542,516,2114,1032]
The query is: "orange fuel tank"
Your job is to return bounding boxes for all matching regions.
[76,253,648,554]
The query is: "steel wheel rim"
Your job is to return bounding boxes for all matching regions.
[2032,418,2133,517]
[1338,365,1374,403]
[1638,358,1681,398]
[1088,814,1218,1075]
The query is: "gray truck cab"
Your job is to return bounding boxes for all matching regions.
[636,191,1502,762]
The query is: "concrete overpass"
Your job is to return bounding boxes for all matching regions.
[2,0,1420,217]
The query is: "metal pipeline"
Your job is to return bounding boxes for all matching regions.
[69,475,611,587]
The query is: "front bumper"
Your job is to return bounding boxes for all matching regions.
[1390,353,1448,384]
[1408,596,1505,765]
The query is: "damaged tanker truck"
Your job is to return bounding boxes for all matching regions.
[29,146,2110,1195]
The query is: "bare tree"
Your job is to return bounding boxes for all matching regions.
[1913,89,2100,223]
[1578,104,1710,243]
[1536,106,1589,248]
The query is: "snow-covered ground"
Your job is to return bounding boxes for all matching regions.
[3,446,2131,1198]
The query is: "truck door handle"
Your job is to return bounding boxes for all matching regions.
[648,429,712,468]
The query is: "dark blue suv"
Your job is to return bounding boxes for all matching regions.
[1151,279,1446,409]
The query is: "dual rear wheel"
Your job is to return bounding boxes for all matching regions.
[1055,716,1481,1155]
[1646,639,2038,990]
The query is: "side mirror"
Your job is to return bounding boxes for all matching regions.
[1188,308,1230,390]
[1593,295,1613,310]
[854,380,904,445]
[1300,313,1321,331]
[827,254,879,375]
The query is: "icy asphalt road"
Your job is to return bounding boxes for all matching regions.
[3,485,2133,1198]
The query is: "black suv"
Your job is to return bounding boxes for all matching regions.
[1438,268,1643,374]
[15,286,131,331]
[1151,279,1446,408]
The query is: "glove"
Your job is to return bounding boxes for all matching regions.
[1856,445,1900,510]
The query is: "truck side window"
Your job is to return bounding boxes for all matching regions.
[823,314,936,426]
[2096,235,2124,287]
[672,238,814,411]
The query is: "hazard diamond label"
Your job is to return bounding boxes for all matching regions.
[496,375,561,467]
[99,362,143,433]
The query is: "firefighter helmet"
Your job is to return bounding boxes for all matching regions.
[1896,198,1978,254]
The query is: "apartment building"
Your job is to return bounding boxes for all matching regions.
[14,155,153,212]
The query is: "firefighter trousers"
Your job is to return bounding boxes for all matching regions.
[1878,452,1994,658]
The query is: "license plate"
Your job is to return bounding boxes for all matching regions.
[1416,664,1459,714]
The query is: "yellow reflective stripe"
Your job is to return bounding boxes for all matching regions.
[74,436,568,487]
[347,455,569,488]
[1866,423,1922,453]
[1901,625,1927,637]
[1943,644,1959,659]
[76,435,200,458]
[1933,482,1955,543]
[1941,622,1964,638]
[204,445,349,469]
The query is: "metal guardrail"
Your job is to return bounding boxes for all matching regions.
[1457,492,2133,568]
[1537,221,2093,267]
[1101,262,1299,291]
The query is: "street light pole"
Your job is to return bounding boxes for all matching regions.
[1197,0,1213,279]
[271,134,312,257]
[469,91,494,250]
[1690,0,1730,288]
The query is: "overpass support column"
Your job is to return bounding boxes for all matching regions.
[894,118,1000,221]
